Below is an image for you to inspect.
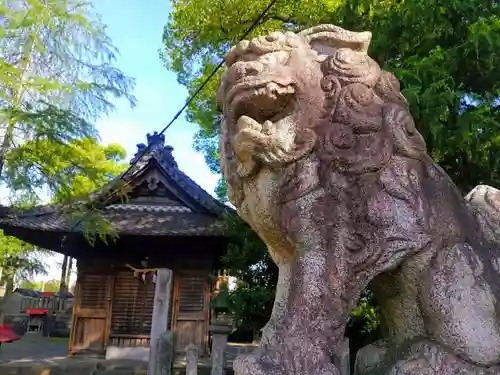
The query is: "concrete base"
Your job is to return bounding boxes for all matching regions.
[105,346,150,362]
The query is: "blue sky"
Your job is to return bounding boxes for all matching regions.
[42,0,220,282]
[91,0,219,195]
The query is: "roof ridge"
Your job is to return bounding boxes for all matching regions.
[1,132,235,221]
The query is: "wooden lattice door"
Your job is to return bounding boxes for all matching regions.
[171,272,210,356]
[69,273,113,355]
[110,269,155,338]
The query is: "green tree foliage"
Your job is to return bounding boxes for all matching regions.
[217,215,277,339]
[19,278,59,292]
[163,0,500,194]
[0,0,133,313]
[0,139,126,313]
[346,290,380,360]
[6,137,126,203]
[0,0,135,202]
[0,232,48,312]
[0,235,47,282]
[40,279,61,293]
[18,280,37,290]
[163,0,500,342]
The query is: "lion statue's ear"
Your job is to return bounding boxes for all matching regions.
[298,24,372,58]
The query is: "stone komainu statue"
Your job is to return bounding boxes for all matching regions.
[217,24,500,375]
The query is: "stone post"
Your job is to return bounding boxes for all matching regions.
[148,269,173,375]
[186,344,199,375]
[156,331,174,375]
[333,337,350,375]
[210,315,232,375]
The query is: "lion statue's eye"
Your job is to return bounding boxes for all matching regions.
[265,32,280,42]
[258,51,290,67]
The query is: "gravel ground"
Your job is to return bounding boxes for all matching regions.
[0,333,71,365]
[0,334,150,372]
[0,333,219,374]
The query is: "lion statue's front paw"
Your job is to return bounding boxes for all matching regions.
[372,340,500,375]
[233,351,269,375]
[260,318,283,348]
[233,342,341,375]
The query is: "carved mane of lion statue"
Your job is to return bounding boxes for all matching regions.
[217,24,500,375]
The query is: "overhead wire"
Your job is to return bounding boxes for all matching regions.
[99,0,280,184]
[10,0,281,246]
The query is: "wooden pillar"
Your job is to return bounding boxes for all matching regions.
[148,269,173,375]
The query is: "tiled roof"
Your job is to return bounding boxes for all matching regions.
[12,288,74,298]
[0,132,232,237]
[124,131,228,216]
[3,204,225,236]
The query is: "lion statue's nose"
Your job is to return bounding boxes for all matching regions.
[230,61,264,81]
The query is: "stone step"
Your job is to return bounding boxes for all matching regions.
[0,366,221,375]
[94,360,147,372]
[0,367,94,375]
[171,369,211,375]
[92,370,137,375]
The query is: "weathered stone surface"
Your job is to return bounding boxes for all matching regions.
[364,339,500,375]
[186,344,198,375]
[148,269,173,375]
[217,23,500,375]
[354,340,389,375]
[210,316,232,375]
[156,331,174,375]
[333,337,350,375]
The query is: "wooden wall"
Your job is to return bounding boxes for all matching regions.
[69,273,112,355]
[109,269,156,347]
[171,271,211,357]
[69,259,214,358]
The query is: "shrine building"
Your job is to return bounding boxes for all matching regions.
[0,132,232,359]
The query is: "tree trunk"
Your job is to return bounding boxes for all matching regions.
[0,123,15,178]
[65,257,73,290]
[59,255,68,293]
[0,26,39,177]
[0,276,15,324]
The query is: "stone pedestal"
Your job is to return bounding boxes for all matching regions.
[158,331,174,374]
[333,337,350,375]
[186,344,199,375]
[210,315,232,375]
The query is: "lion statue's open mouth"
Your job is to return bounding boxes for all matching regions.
[225,75,296,124]
[217,33,328,185]
[217,33,316,127]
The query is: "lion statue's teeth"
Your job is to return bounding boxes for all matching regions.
[265,82,296,101]
[237,115,262,132]
[262,120,273,135]
[266,82,279,99]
